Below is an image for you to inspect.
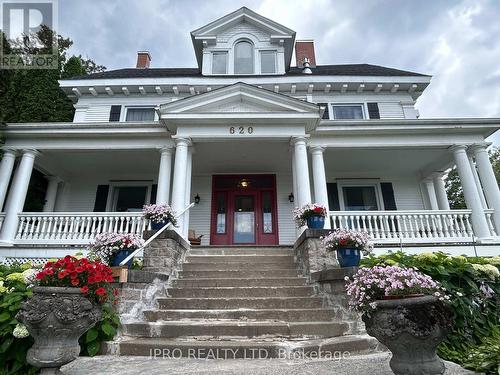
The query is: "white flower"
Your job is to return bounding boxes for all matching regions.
[456,292,463,297]
[13,324,29,338]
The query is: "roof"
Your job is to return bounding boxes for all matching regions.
[68,64,429,81]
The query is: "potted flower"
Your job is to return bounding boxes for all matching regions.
[88,232,144,268]
[16,256,117,373]
[142,203,177,231]
[321,229,373,267]
[293,203,327,229]
[345,266,453,375]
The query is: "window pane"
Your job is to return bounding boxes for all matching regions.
[234,41,253,74]
[233,195,255,243]
[126,108,155,121]
[260,51,276,74]
[343,186,378,211]
[212,52,227,74]
[332,105,364,120]
[216,193,227,234]
[115,187,148,212]
[262,191,273,233]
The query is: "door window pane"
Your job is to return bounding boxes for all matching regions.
[260,51,276,74]
[114,186,148,212]
[343,186,378,211]
[234,41,253,74]
[262,191,273,233]
[332,105,364,120]
[212,52,227,74]
[126,108,155,122]
[216,193,227,234]
[233,195,255,243]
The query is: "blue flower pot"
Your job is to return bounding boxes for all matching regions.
[150,221,165,231]
[111,249,134,269]
[307,216,325,229]
[336,248,361,268]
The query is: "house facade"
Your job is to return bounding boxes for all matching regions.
[1,7,500,261]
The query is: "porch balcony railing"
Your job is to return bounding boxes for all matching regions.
[328,209,495,244]
[0,213,5,233]
[14,212,148,245]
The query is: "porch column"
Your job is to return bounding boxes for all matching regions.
[310,146,330,228]
[471,143,500,231]
[170,137,191,236]
[0,150,16,210]
[450,145,491,239]
[156,146,173,204]
[0,150,38,244]
[432,173,450,210]
[423,178,439,210]
[183,146,193,238]
[42,176,61,212]
[291,137,311,207]
[468,155,488,209]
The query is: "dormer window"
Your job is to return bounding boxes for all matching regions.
[234,41,254,74]
[260,51,277,74]
[212,51,227,74]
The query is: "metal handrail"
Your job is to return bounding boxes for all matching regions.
[119,203,195,266]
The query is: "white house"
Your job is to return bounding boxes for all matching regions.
[1,7,500,261]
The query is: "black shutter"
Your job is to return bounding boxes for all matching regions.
[367,103,380,119]
[327,183,340,211]
[318,103,329,119]
[150,184,157,204]
[109,105,121,122]
[380,182,397,210]
[93,185,109,212]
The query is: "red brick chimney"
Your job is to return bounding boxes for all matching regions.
[136,51,151,69]
[295,40,316,68]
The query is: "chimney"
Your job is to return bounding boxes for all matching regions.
[295,40,316,68]
[136,51,151,69]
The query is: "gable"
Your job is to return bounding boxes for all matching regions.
[190,98,281,113]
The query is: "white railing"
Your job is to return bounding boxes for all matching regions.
[0,213,4,233]
[329,210,476,244]
[14,212,148,245]
[484,209,497,236]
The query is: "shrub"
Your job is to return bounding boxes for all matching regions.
[361,251,500,374]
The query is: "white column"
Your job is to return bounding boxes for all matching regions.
[423,178,439,210]
[291,148,298,204]
[291,137,311,207]
[471,143,500,231]
[0,150,16,210]
[450,145,491,239]
[0,150,38,244]
[170,138,191,236]
[469,155,488,209]
[183,146,193,238]
[310,146,330,228]
[432,173,450,210]
[42,176,61,212]
[156,147,173,204]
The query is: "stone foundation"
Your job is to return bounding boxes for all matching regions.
[142,230,190,274]
[293,229,339,276]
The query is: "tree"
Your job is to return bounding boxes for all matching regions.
[445,147,500,209]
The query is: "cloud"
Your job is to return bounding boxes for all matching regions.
[58,0,500,143]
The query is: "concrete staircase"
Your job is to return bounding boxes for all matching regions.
[110,246,379,358]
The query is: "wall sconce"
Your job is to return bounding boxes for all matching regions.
[194,194,200,204]
[288,193,294,203]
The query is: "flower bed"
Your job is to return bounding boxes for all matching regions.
[88,233,144,266]
[292,203,326,227]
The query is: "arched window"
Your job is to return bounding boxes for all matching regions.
[234,41,253,74]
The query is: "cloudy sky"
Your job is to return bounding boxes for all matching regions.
[58,0,500,142]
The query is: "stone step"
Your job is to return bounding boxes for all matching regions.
[144,308,335,322]
[157,297,323,309]
[181,262,297,271]
[184,255,295,264]
[178,269,299,278]
[121,320,349,338]
[168,286,314,298]
[189,247,293,256]
[109,334,380,358]
[174,277,307,288]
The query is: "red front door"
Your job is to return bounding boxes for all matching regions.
[210,175,278,245]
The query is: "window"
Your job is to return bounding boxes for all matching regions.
[342,186,379,211]
[109,105,121,122]
[125,107,155,122]
[234,41,254,74]
[112,186,149,212]
[260,51,276,74]
[212,52,227,74]
[331,104,364,120]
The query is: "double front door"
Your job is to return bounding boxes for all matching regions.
[210,175,278,245]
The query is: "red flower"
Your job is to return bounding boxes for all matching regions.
[71,278,79,286]
[36,271,45,280]
[57,270,68,279]
[75,266,85,273]
[340,239,347,246]
[45,268,54,276]
[113,288,119,296]
[314,207,323,213]
[80,285,89,294]
[96,287,106,296]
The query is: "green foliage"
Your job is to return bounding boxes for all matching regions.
[79,303,120,357]
[361,251,500,374]
[0,263,36,374]
[462,327,500,375]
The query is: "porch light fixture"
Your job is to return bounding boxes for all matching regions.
[288,193,294,203]
[238,178,250,188]
[194,194,200,204]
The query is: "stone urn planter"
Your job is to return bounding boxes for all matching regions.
[362,295,452,375]
[16,286,102,374]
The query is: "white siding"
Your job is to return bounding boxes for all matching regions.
[378,102,405,119]
[276,173,296,245]
[188,175,212,245]
[83,105,111,122]
[391,178,426,210]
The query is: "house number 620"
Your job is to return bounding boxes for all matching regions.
[229,126,254,134]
